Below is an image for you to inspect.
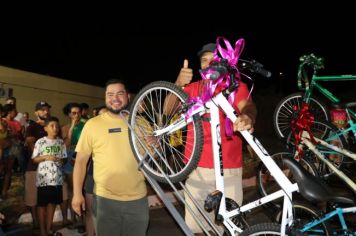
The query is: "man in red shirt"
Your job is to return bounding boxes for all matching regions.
[175,43,256,235]
[1,104,23,199]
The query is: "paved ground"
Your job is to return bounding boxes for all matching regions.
[6,164,355,235]
[3,186,272,236]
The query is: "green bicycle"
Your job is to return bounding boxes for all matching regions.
[273,53,356,142]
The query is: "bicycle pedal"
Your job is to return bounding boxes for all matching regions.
[204,190,222,212]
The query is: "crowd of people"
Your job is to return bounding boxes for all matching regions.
[0,41,256,236]
[0,98,107,236]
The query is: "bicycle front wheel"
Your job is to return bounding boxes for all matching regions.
[275,201,331,236]
[273,92,329,139]
[128,81,203,183]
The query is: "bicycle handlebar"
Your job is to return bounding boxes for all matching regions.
[297,54,325,90]
[200,58,272,81]
[299,54,324,70]
[240,59,272,78]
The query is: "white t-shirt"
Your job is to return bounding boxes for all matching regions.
[32,137,67,187]
[14,112,26,127]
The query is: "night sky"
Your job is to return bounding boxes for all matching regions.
[0,6,355,95]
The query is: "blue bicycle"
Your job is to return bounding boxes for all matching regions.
[243,157,356,236]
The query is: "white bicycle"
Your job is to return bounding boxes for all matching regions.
[127,37,298,235]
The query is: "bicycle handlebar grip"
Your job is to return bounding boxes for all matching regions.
[255,67,272,78]
[201,63,228,81]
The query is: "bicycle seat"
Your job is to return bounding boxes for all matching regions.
[282,157,355,205]
[345,102,356,109]
[331,102,356,109]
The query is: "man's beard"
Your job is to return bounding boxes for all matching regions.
[106,104,128,115]
[38,115,48,121]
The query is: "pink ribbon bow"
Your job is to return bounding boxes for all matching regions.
[187,37,245,137]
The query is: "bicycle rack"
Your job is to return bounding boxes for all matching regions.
[142,167,223,236]
[143,172,193,236]
[121,110,223,236]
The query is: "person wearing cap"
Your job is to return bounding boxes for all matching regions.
[174,43,257,235]
[23,101,52,230]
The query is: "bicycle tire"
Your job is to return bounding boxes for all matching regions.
[240,223,287,235]
[275,200,331,236]
[256,152,318,209]
[286,120,348,179]
[128,81,203,183]
[273,92,329,139]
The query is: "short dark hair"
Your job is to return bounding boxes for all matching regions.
[81,103,89,109]
[105,79,128,92]
[62,102,82,116]
[6,96,16,102]
[44,116,59,126]
[2,104,16,115]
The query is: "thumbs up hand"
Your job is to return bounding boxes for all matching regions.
[175,59,193,88]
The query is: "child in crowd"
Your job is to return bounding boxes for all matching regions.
[32,117,67,236]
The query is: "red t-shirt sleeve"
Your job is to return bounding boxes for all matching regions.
[183,81,200,97]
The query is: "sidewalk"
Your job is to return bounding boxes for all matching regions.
[4,156,265,235]
[8,186,270,236]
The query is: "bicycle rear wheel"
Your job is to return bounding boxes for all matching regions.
[273,92,329,139]
[256,152,318,209]
[128,81,203,183]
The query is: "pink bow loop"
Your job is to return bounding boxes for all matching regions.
[216,37,245,66]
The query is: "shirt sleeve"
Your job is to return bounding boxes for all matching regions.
[61,140,67,158]
[75,122,93,155]
[184,81,199,97]
[233,82,251,111]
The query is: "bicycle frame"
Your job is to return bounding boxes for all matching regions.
[300,206,356,234]
[155,92,298,235]
[209,93,296,235]
[300,130,356,193]
[298,57,356,120]
[273,55,356,142]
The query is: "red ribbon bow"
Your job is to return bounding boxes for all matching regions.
[290,103,316,159]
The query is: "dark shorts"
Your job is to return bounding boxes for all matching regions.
[93,195,149,236]
[37,185,63,207]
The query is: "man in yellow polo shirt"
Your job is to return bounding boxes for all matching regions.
[72,79,148,236]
